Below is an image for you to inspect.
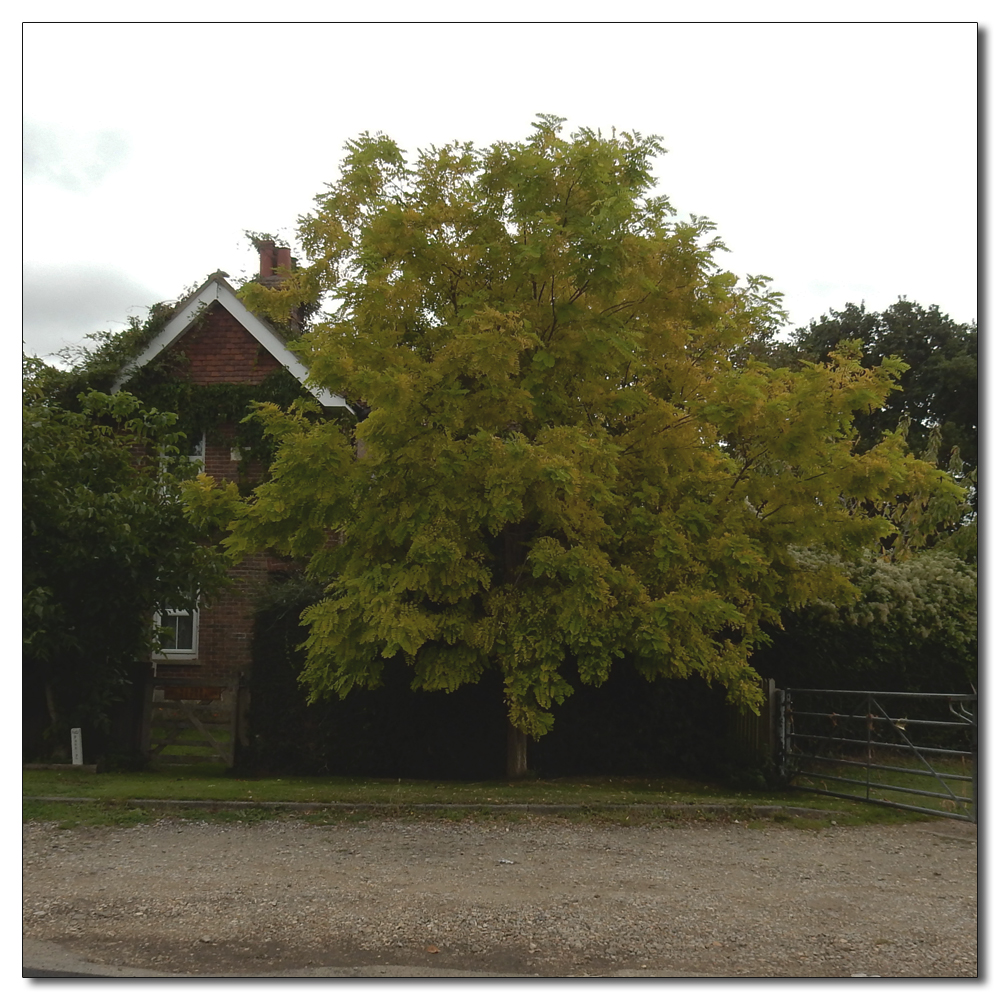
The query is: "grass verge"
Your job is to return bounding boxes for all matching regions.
[788,752,974,821]
[23,766,937,829]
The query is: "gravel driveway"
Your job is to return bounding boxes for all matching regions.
[22,815,977,978]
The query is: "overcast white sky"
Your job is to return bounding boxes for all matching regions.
[22,18,978,361]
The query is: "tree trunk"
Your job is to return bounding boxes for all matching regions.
[506,720,528,779]
[44,680,58,728]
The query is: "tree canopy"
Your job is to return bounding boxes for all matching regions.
[23,360,230,748]
[188,118,966,751]
[788,300,977,473]
[740,300,977,692]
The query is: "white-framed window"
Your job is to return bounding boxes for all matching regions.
[154,602,199,659]
[158,431,204,494]
[187,431,206,466]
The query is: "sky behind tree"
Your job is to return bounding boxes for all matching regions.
[22,20,977,360]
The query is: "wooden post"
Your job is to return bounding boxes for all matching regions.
[138,666,154,764]
[236,673,251,749]
[764,678,777,763]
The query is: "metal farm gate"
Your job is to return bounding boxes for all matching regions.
[779,688,977,823]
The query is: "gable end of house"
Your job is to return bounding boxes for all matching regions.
[111,271,350,411]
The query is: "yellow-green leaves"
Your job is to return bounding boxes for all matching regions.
[213,119,962,739]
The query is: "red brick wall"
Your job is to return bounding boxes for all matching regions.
[153,303,282,687]
[160,430,269,684]
[169,301,283,385]
[197,552,269,678]
[203,430,238,482]
[155,553,267,687]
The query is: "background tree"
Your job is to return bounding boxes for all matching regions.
[190,118,965,776]
[741,300,977,691]
[23,360,230,760]
[788,300,977,477]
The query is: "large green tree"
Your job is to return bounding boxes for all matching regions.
[23,361,229,757]
[188,118,965,775]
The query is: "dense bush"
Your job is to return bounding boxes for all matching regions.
[752,548,977,694]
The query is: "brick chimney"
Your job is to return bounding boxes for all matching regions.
[255,239,309,331]
[258,239,291,288]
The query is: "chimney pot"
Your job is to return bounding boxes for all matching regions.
[258,239,276,279]
[275,247,292,273]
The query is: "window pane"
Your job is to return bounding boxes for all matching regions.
[162,611,194,651]
[174,613,194,650]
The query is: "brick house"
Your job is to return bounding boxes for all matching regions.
[112,244,350,765]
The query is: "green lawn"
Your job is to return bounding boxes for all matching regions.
[22,765,933,829]
[148,724,232,750]
[24,766,758,805]
[789,750,975,819]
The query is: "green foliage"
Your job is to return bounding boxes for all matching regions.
[190,119,966,739]
[754,547,977,692]
[246,580,510,779]
[740,301,977,693]
[36,292,347,481]
[865,422,976,560]
[127,366,333,481]
[243,572,732,779]
[29,302,179,405]
[23,366,231,748]
[935,515,977,564]
[789,300,977,477]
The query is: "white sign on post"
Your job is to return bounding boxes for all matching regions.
[70,728,83,767]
